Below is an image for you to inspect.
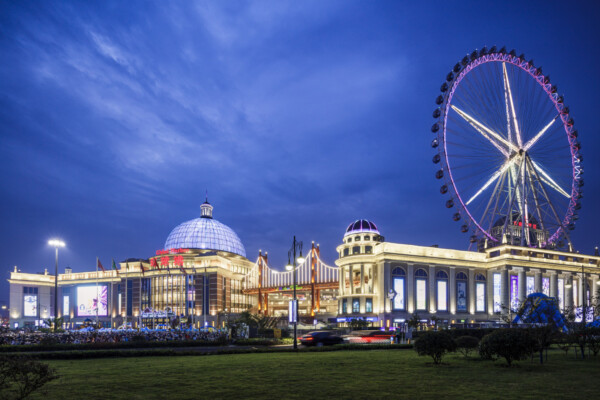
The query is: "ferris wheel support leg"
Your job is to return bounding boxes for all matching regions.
[501,157,526,243]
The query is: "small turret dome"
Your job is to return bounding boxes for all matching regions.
[344,219,380,237]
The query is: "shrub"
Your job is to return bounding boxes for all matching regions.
[479,329,535,366]
[0,356,58,400]
[414,331,456,365]
[455,335,479,358]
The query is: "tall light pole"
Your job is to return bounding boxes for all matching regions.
[48,239,65,332]
[286,237,304,350]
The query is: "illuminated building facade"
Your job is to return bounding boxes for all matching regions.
[8,201,255,329]
[336,219,600,327]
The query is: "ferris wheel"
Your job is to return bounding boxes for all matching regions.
[431,46,583,250]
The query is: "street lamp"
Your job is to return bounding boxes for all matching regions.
[286,237,303,350]
[48,239,65,332]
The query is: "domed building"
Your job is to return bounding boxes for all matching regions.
[6,201,256,330]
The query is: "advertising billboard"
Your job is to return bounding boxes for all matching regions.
[77,285,108,317]
[23,295,37,317]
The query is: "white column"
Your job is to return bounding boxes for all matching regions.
[501,269,509,308]
[534,270,542,293]
[565,274,574,309]
[377,261,386,314]
[407,264,414,313]
[487,269,494,315]
[578,277,584,306]
[550,272,558,298]
[360,264,365,295]
[518,269,526,303]
[592,275,599,307]
[429,265,436,313]
[349,266,354,295]
[468,268,475,315]
[449,267,456,315]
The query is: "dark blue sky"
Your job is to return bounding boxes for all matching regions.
[1,1,600,304]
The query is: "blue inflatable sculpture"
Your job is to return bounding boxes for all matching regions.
[513,293,568,332]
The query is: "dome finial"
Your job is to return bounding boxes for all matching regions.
[200,195,213,219]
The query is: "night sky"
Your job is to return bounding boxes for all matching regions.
[1,1,600,304]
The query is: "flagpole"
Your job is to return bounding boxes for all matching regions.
[96,257,99,328]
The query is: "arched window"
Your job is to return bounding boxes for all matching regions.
[391,267,405,310]
[436,271,448,279]
[415,269,427,310]
[456,271,468,312]
[436,270,448,311]
[475,273,486,312]
[415,269,428,277]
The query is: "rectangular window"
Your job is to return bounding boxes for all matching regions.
[352,298,360,313]
[416,279,427,310]
[342,298,347,314]
[365,298,373,313]
[437,280,447,311]
[393,277,405,310]
[476,282,485,312]
[493,273,501,312]
[456,281,467,312]
[526,276,535,295]
[558,278,564,310]
[23,292,38,317]
[542,277,550,296]
[510,275,519,310]
[63,295,69,316]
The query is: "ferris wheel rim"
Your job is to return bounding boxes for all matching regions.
[435,49,582,248]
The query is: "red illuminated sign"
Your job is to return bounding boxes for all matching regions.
[156,248,189,256]
[173,255,184,267]
[160,256,170,266]
[150,258,158,268]
[513,221,537,229]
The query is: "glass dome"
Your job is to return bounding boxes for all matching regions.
[164,203,246,258]
[344,219,380,237]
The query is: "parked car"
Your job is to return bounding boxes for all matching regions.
[342,330,394,344]
[300,331,344,346]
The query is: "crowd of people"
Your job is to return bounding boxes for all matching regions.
[0,328,227,346]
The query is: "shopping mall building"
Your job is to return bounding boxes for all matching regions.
[7,205,600,329]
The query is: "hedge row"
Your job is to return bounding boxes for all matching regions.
[2,343,413,360]
[0,338,228,353]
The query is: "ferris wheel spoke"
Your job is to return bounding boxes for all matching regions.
[466,157,517,206]
[530,159,571,198]
[451,105,515,156]
[523,115,559,152]
[502,62,523,148]
[525,156,573,248]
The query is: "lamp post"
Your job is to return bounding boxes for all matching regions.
[286,236,304,350]
[48,239,65,332]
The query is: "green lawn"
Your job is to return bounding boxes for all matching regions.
[32,349,599,399]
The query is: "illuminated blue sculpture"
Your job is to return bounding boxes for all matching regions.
[513,293,568,332]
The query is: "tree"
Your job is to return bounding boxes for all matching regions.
[479,329,535,366]
[407,312,421,330]
[42,317,64,332]
[429,316,443,330]
[528,326,555,364]
[0,356,58,400]
[348,318,370,330]
[414,331,456,365]
[454,335,479,358]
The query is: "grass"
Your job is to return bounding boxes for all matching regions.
[31,349,599,400]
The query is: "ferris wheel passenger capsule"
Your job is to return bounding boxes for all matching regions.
[518,53,525,61]
[431,138,439,148]
[461,56,469,66]
[445,199,454,208]
[461,225,469,233]
[572,130,578,138]
[433,108,441,118]
[431,123,440,133]
[440,185,448,194]
[440,82,448,92]
[435,170,444,179]
[470,50,478,60]
[446,72,454,82]
[499,46,507,54]
[509,49,517,57]
[453,213,461,221]
[436,95,444,105]
[432,154,441,164]
[470,235,478,243]
[480,46,488,55]
[453,63,461,73]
